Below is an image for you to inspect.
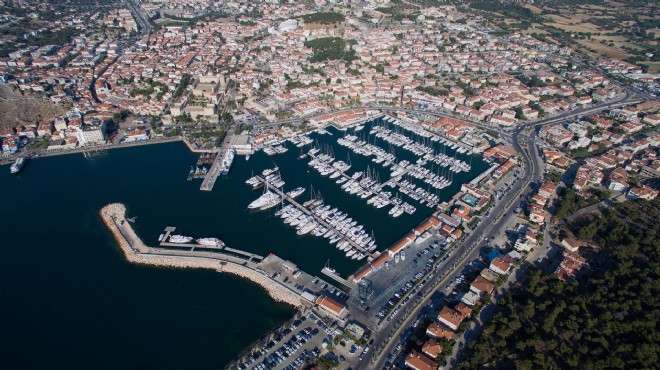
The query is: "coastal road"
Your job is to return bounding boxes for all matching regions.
[0,136,183,166]
[251,88,640,141]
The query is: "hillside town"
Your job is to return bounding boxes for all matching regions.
[1,1,659,370]
[0,0,658,160]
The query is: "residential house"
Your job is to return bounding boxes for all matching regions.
[490,257,511,275]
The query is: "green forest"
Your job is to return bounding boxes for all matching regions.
[303,37,355,63]
[458,199,660,369]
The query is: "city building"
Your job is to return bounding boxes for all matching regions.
[405,350,437,370]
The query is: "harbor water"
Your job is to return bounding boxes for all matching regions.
[0,118,488,369]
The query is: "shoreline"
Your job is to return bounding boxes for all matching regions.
[1,136,217,166]
[100,203,303,308]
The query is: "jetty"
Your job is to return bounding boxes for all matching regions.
[100,203,343,308]
[200,148,226,191]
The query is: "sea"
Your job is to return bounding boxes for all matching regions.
[0,118,488,369]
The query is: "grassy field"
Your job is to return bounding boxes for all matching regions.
[644,62,660,73]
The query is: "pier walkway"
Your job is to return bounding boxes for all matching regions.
[200,148,226,191]
[321,267,352,288]
[102,203,350,310]
[268,184,374,261]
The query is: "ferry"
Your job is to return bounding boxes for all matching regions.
[10,157,26,174]
[196,238,225,247]
[169,235,193,244]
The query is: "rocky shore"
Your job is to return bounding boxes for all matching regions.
[100,203,302,307]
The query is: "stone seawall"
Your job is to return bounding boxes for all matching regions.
[100,203,302,307]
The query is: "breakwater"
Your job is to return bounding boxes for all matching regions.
[100,203,303,307]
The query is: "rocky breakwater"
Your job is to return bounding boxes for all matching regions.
[100,203,303,307]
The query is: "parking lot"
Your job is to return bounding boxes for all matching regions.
[237,313,328,370]
[348,234,455,327]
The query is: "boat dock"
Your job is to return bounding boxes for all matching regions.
[267,183,375,261]
[321,266,352,288]
[161,226,176,242]
[200,148,226,191]
[159,241,224,250]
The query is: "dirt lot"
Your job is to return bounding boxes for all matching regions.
[644,62,660,74]
[0,84,69,130]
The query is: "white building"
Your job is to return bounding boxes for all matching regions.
[76,129,105,146]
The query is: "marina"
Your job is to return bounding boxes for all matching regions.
[0,120,491,370]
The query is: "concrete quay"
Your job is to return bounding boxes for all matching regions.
[200,148,226,191]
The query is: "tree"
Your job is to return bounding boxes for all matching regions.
[457,199,660,370]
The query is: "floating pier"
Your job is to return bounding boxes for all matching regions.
[224,246,264,262]
[162,226,176,242]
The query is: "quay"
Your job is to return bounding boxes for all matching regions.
[200,148,225,191]
[100,203,343,308]
[267,182,375,261]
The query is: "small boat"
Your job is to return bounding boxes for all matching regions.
[158,234,164,242]
[196,238,225,247]
[286,187,306,199]
[169,235,193,244]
